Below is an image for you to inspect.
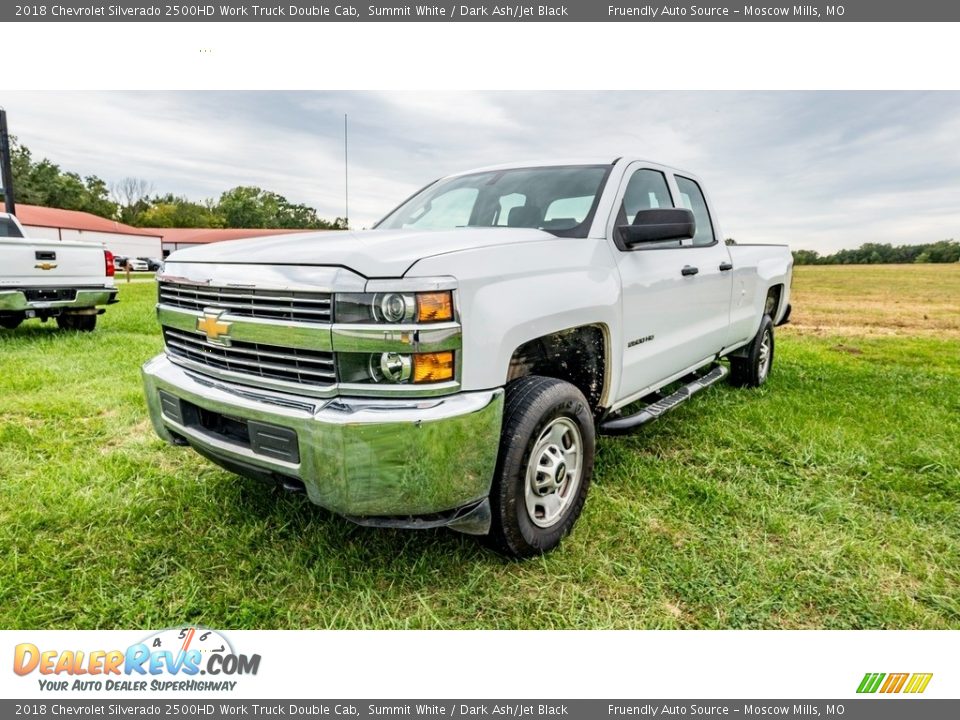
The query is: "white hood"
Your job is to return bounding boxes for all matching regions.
[168,227,555,278]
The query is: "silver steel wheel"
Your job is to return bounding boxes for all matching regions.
[524,416,583,529]
[758,328,772,380]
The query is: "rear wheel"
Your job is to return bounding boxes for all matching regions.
[484,376,595,558]
[56,314,97,332]
[0,315,23,330]
[729,314,774,388]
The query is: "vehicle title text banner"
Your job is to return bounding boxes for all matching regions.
[4,0,959,22]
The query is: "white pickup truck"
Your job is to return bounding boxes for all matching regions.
[0,212,118,331]
[143,159,793,557]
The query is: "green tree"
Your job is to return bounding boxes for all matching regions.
[9,137,118,218]
[792,249,820,265]
[9,137,346,231]
[134,194,224,228]
[215,186,342,229]
[80,175,117,218]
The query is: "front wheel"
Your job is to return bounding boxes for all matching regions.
[484,376,595,558]
[729,314,774,388]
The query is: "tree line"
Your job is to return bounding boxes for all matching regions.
[792,240,959,265]
[9,138,347,230]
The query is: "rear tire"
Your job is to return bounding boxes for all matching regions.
[729,314,774,388]
[56,314,97,332]
[484,376,595,558]
[0,315,23,330]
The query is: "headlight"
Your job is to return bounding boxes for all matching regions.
[379,293,415,323]
[373,352,412,383]
[338,351,455,385]
[336,291,454,324]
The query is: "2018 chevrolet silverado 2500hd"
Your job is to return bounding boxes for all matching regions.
[0,109,117,331]
[143,159,793,557]
[0,212,118,332]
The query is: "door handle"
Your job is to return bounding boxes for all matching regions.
[719,262,734,271]
[681,265,699,277]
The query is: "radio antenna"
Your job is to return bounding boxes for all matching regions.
[343,113,349,229]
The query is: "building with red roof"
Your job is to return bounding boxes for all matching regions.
[16,204,163,259]
[14,204,321,260]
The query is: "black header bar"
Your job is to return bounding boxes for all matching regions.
[4,1,958,22]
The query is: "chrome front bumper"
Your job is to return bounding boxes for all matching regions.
[142,354,504,534]
[0,287,118,312]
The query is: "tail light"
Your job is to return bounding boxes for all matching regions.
[105,250,115,277]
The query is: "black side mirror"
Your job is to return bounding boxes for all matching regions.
[617,208,696,248]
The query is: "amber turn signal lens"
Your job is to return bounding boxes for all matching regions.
[413,351,455,383]
[416,291,454,322]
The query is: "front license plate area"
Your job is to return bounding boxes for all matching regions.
[158,390,300,464]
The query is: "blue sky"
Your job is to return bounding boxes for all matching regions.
[3,91,959,252]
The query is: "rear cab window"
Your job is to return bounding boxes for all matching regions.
[674,175,716,247]
[0,217,24,238]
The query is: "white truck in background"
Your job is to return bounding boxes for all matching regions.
[0,212,118,331]
[143,158,793,557]
[0,109,119,332]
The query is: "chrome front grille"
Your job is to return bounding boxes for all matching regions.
[159,282,332,323]
[162,327,336,387]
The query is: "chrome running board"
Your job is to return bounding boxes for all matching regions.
[599,364,728,436]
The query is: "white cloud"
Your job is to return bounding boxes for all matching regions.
[2,91,958,250]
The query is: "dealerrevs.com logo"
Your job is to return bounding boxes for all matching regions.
[13,627,261,693]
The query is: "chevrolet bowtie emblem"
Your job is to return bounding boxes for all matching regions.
[196,309,233,346]
[34,262,58,271]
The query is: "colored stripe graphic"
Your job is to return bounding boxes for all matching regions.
[857,673,885,693]
[880,673,909,693]
[857,672,932,694]
[904,673,934,694]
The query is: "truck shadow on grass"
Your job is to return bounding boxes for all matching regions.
[0,324,80,339]
[207,406,715,575]
[225,471,492,564]
[205,384,734,570]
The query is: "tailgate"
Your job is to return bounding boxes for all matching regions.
[0,237,110,288]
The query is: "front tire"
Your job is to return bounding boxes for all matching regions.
[484,376,595,558]
[729,314,774,388]
[56,314,97,332]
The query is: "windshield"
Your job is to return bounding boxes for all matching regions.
[376,164,610,238]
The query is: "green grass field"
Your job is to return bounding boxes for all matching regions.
[1,265,958,629]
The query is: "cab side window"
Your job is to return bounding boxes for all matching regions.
[615,169,676,248]
[674,176,716,247]
[619,169,674,224]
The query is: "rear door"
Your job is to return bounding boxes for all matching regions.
[609,164,732,402]
[668,174,734,362]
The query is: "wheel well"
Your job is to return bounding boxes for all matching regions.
[507,325,607,414]
[765,284,784,318]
